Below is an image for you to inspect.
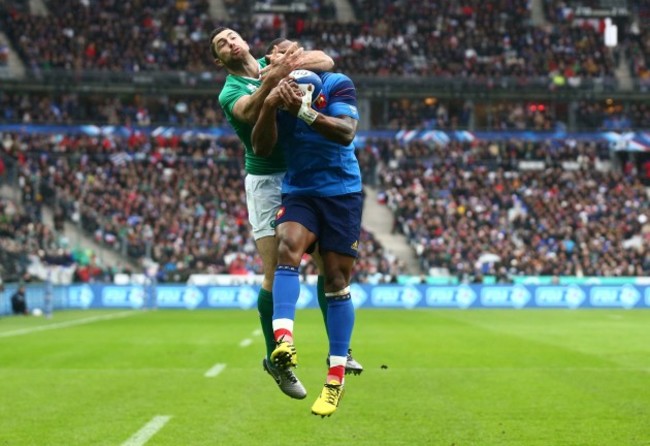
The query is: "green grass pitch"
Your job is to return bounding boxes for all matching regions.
[1,308,649,445]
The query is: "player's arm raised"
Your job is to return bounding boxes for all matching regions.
[251,84,284,157]
[264,44,334,75]
[283,49,333,73]
[232,43,304,126]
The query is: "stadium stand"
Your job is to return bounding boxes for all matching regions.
[0,0,648,285]
[0,131,406,283]
[0,91,227,127]
[369,136,649,279]
[0,0,620,82]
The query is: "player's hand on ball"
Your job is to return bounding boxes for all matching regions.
[278,79,306,114]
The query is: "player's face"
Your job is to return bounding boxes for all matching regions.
[212,29,250,65]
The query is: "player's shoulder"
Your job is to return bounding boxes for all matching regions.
[219,74,247,105]
[320,71,354,85]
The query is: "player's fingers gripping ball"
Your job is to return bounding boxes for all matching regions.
[289,70,322,104]
[289,70,321,125]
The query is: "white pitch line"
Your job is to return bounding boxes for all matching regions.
[121,415,171,446]
[204,363,226,378]
[0,311,137,338]
[239,338,253,347]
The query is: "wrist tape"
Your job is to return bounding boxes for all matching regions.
[297,88,318,125]
[297,103,318,125]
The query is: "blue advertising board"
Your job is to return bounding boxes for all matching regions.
[1,283,649,315]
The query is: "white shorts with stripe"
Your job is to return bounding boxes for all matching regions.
[245,172,285,240]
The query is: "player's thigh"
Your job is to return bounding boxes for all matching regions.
[275,195,320,258]
[317,192,362,259]
[245,173,284,239]
[318,192,363,291]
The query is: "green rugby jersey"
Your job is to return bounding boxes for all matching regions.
[218,57,287,175]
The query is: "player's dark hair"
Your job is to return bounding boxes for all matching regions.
[265,37,289,56]
[209,26,230,60]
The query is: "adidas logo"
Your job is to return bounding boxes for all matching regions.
[350,240,359,251]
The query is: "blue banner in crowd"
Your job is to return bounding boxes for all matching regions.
[2,284,649,315]
[2,124,649,152]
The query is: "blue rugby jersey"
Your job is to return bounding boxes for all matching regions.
[276,72,362,197]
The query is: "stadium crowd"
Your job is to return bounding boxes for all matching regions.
[0,0,621,83]
[1,131,405,283]
[2,127,648,285]
[0,91,227,127]
[0,0,648,286]
[4,91,650,131]
[361,136,650,279]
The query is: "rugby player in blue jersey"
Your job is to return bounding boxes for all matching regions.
[252,40,362,418]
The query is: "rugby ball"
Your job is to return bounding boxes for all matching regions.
[289,69,322,103]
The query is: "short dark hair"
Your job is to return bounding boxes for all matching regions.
[265,37,289,56]
[209,26,230,60]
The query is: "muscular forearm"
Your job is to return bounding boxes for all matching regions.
[252,102,279,157]
[238,79,282,126]
[309,115,357,146]
[297,50,334,72]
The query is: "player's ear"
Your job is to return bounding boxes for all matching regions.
[213,57,223,68]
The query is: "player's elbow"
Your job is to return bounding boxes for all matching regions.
[322,54,335,71]
[337,126,356,146]
[252,142,272,157]
[312,51,334,71]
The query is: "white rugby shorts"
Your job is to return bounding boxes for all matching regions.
[245,172,285,240]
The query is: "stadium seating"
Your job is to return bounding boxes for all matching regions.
[0,0,622,81]
[0,1,648,284]
[0,131,405,282]
[0,91,227,127]
[366,136,650,279]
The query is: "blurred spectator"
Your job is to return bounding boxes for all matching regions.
[11,285,27,315]
[0,38,9,66]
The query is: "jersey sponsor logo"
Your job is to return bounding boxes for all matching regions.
[247,84,258,93]
[350,240,359,251]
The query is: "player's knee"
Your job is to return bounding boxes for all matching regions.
[325,286,351,301]
[324,274,348,293]
[276,238,303,266]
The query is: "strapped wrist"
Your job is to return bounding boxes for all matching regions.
[297,101,318,125]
